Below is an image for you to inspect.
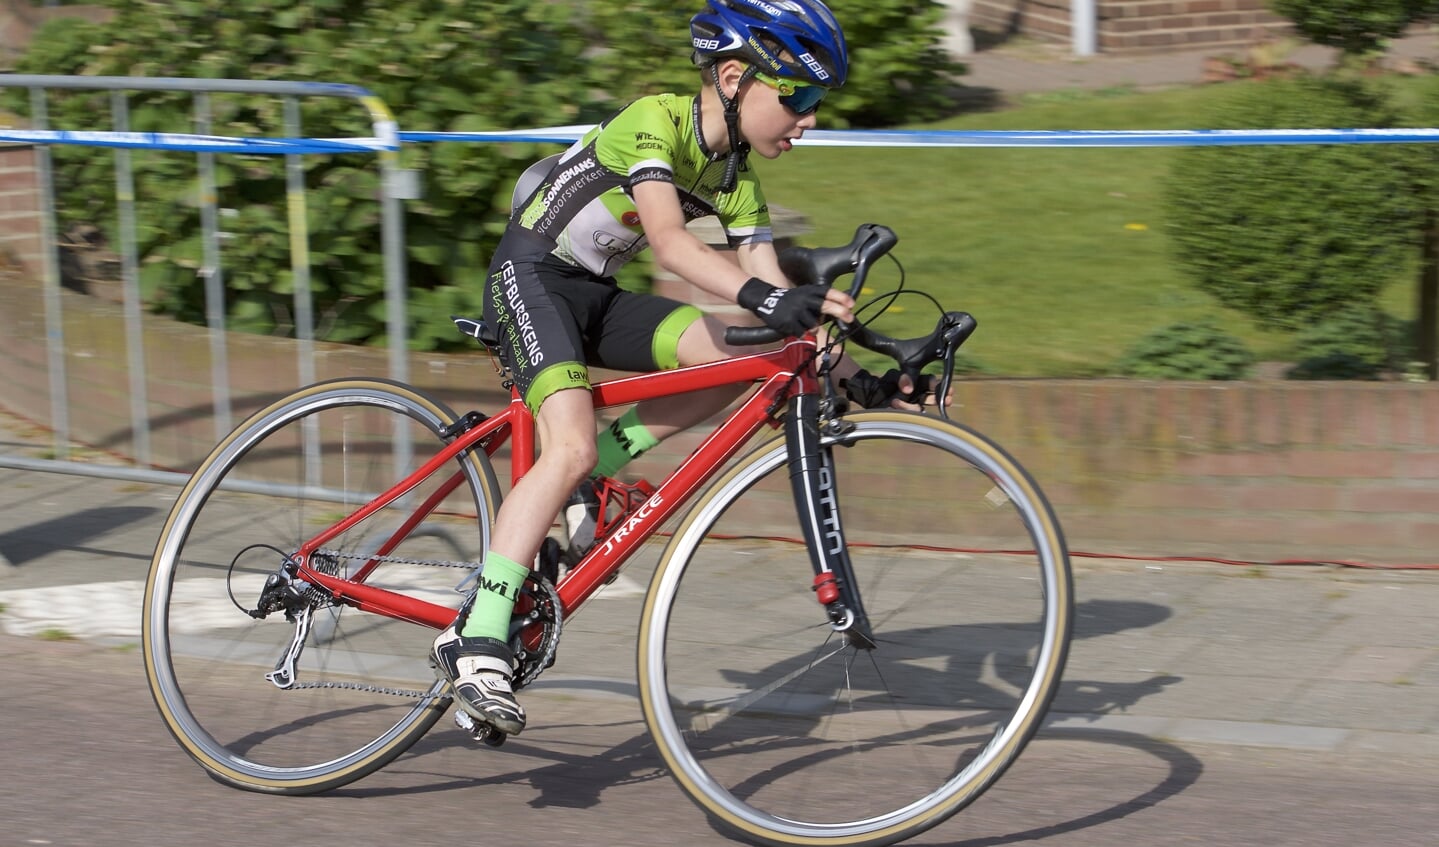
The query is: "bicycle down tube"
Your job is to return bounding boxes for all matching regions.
[291,337,822,628]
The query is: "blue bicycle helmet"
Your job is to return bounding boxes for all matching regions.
[691,0,849,88]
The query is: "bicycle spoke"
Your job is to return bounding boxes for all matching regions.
[640,413,1072,846]
[145,380,501,793]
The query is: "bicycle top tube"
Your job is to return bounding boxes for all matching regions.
[291,339,821,628]
[590,337,819,410]
[441,336,821,485]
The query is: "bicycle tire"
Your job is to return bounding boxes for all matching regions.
[143,378,502,794]
[637,411,1073,847]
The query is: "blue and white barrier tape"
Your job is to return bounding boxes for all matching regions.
[0,128,392,154]
[401,126,1439,148]
[7,125,1439,153]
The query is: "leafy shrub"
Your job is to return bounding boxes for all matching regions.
[823,0,965,127]
[1269,0,1438,59]
[1165,75,1420,334]
[583,1,962,129]
[9,0,963,350]
[1285,305,1399,379]
[1115,321,1254,380]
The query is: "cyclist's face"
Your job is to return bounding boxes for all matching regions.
[738,73,819,160]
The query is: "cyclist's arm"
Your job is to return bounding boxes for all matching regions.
[735,241,853,323]
[633,179,751,301]
[629,187,936,406]
[737,241,943,409]
[633,180,855,324]
[739,234,952,412]
[635,182,940,410]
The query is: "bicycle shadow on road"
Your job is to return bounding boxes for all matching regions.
[1051,598,1182,719]
[330,714,670,807]
[912,727,1205,847]
[338,600,1182,816]
[342,719,1204,847]
[0,505,159,569]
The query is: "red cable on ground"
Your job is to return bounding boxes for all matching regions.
[685,532,1439,571]
[1065,550,1439,571]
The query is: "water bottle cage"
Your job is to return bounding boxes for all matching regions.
[593,477,657,541]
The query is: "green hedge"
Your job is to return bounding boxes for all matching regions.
[1115,320,1254,380]
[10,0,961,350]
[1165,75,1420,335]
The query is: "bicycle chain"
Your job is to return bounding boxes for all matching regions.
[312,548,482,571]
[284,679,450,700]
[292,549,562,698]
[265,549,479,700]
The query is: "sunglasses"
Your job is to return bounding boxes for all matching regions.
[751,71,828,116]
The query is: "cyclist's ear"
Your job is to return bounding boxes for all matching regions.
[712,58,750,99]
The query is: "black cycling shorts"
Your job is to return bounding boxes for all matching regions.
[483,252,703,413]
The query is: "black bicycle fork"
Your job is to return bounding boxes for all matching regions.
[783,394,876,650]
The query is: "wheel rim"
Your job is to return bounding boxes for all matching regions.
[144,383,494,788]
[641,415,1072,843]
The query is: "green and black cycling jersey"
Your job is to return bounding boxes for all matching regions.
[483,93,776,413]
[510,92,774,276]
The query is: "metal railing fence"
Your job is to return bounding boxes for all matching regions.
[4,74,1439,487]
[0,75,407,480]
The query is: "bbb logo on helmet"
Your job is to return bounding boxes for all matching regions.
[694,37,722,50]
[799,51,829,81]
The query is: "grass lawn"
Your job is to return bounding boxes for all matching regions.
[756,81,1428,377]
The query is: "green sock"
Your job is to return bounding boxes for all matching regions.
[593,407,660,478]
[459,552,529,641]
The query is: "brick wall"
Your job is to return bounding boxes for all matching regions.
[2,274,1436,568]
[969,0,1291,53]
[0,144,42,276]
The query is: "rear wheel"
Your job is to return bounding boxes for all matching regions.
[143,378,501,794]
[638,411,1072,846]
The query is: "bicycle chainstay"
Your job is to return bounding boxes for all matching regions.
[275,548,564,696]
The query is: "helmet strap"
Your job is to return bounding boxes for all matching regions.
[708,62,755,193]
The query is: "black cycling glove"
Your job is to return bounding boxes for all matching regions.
[737,277,827,337]
[840,368,936,409]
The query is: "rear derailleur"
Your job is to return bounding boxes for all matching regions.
[234,547,338,690]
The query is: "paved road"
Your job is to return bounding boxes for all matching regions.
[7,28,1439,846]
[3,630,1438,847]
[2,462,1439,845]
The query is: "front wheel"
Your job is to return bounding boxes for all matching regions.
[142,378,502,794]
[638,411,1073,847]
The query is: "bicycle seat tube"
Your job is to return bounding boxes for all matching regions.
[782,392,875,649]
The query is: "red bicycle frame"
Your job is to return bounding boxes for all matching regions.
[289,338,822,630]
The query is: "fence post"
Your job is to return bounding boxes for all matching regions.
[0,75,408,478]
[194,91,233,438]
[111,89,150,467]
[29,85,69,460]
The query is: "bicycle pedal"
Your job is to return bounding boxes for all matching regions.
[535,537,564,585]
[453,708,508,747]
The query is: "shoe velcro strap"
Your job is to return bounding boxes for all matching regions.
[457,653,513,677]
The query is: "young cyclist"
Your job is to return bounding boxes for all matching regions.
[432,0,938,737]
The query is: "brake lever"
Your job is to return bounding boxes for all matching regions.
[899,312,976,413]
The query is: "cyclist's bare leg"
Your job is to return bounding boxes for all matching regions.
[490,386,599,565]
[434,387,596,735]
[629,314,752,438]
